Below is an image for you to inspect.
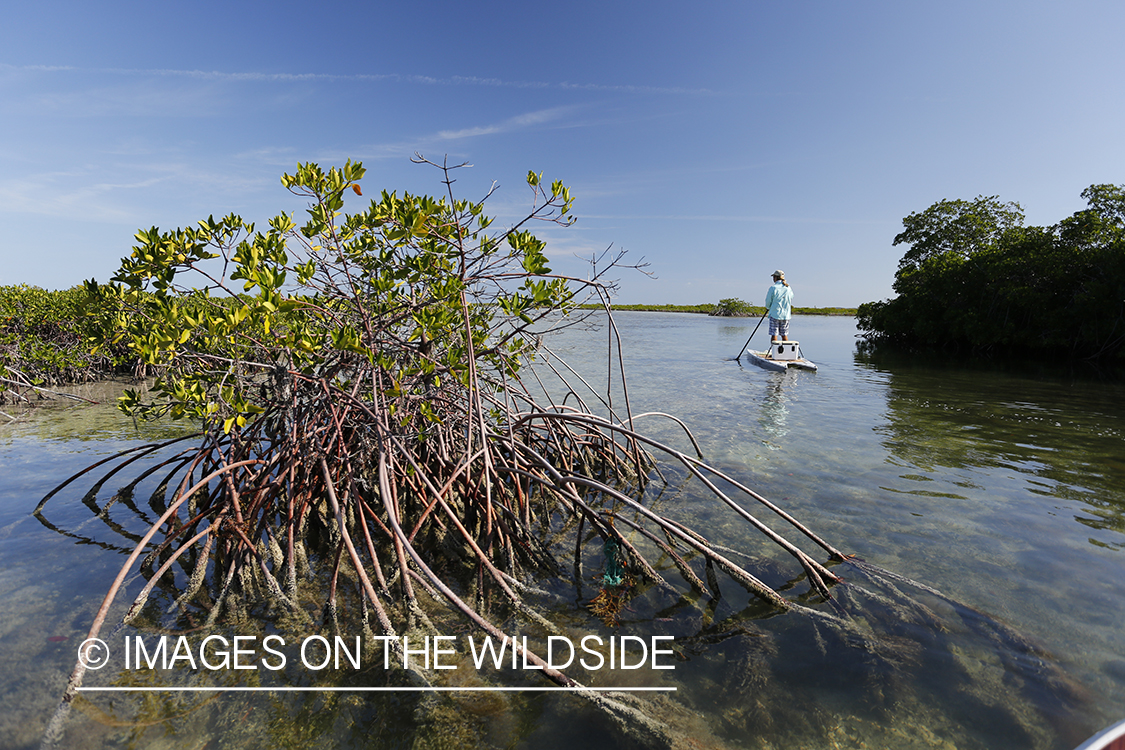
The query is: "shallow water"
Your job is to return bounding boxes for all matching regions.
[2,316,1123,749]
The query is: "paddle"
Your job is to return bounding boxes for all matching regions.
[733,313,767,361]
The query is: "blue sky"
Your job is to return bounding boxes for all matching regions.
[2,0,1124,306]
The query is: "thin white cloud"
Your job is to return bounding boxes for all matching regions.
[281,105,586,168]
[0,158,272,224]
[0,64,77,73]
[436,106,577,142]
[557,81,715,96]
[437,125,501,140]
[21,83,225,118]
[0,168,165,222]
[511,108,570,126]
[0,63,716,96]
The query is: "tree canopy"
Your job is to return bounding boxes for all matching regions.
[857,184,1125,360]
[893,195,1025,275]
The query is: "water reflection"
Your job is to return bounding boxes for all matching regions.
[857,350,1125,545]
[757,371,797,441]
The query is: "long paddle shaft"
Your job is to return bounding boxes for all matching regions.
[735,314,767,360]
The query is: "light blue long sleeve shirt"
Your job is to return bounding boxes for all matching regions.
[765,282,793,320]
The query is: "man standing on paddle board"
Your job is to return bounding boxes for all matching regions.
[765,270,793,347]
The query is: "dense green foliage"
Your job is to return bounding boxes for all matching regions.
[857,184,1125,359]
[0,284,129,393]
[86,159,585,430]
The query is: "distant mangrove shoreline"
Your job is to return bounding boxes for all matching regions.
[1,282,855,405]
[578,303,857,316]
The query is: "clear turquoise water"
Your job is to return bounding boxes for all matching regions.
[2,315,1123,749]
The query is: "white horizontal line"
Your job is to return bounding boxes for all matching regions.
[77,686,675,693]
